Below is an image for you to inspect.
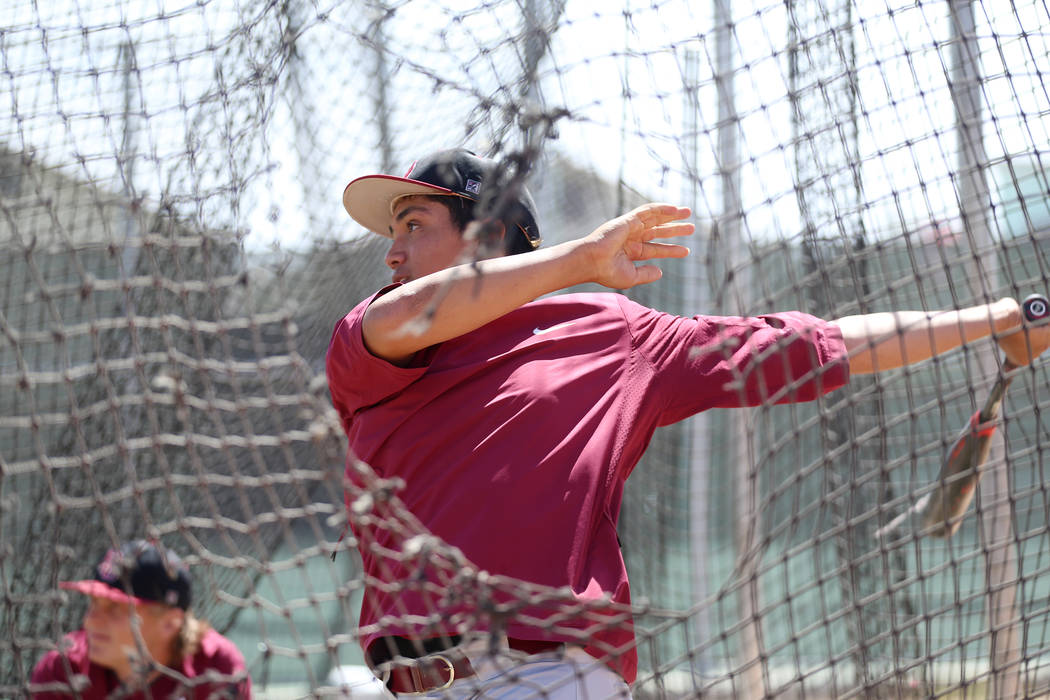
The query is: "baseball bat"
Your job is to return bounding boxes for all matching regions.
[875,294,1049,540]
[919,360,1015,538]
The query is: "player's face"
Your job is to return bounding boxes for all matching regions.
[83,596,181,679]
[386,196,472,283]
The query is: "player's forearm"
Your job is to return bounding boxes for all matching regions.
[835,298,1022,374]
[362,240,591,364]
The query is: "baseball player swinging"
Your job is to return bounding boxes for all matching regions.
[326,148,1050,698]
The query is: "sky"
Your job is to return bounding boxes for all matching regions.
[3,0,1050,252]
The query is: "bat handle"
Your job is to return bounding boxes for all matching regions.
[1022,293,1049,323]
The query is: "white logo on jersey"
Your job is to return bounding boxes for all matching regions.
[533,321,576,335]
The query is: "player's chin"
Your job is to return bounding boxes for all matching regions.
[87,645,117,667]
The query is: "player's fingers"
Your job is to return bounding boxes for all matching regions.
[1002,325,1050,366]
[627,203,693,228]
[998,295,1050,366]
[643,221,695,240]
[631,263,664,286]
[635,241,690,260]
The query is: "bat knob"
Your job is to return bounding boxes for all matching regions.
[1022,293,1049,322]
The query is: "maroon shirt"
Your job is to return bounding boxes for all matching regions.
[326,289,849,682]
[31,628,251,699]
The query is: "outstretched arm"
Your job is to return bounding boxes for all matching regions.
[835,298,1050,374]
[363,203,694,365]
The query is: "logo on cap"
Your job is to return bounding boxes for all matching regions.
[465,179,482,195]
[97,547,123,582]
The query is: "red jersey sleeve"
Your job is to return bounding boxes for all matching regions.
[325,286,430,436]
[617,297,850,424]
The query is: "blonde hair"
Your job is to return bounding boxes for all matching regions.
[173,611,212,661]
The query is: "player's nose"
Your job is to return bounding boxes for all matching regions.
[385,242,405,270]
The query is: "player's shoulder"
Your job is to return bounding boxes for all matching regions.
[31,629,91,682]
[344,285,399,323]
[195,628,248,668]
[532,291,629,314]
[186,629,252,697]
[526,292,668,330]
[328,285,399,353]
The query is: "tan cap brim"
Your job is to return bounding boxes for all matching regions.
[342,174,454,237]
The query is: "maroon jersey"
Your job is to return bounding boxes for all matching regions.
[31,628,251,699]
[326,288,849,682]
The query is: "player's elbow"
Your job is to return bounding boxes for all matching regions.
[361,298,422,366]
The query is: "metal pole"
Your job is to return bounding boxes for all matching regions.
[713,1,763,697]
[682,46,712,680]
[949,2,1020,697]
[368,4,395,173]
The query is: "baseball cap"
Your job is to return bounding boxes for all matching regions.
[342,149,541,249]
[60,540,192,610]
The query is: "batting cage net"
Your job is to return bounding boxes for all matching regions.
[5,0,1050,697]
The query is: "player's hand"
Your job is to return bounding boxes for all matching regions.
[998,297,1050,366]
[580,203,694,289]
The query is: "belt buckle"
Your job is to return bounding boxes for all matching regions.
[424,653,456,692]
[385,652,457,695]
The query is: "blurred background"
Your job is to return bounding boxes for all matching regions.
[5,0,1050,696]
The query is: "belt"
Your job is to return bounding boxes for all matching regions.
[370,635,566,694]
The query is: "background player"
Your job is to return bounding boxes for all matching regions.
[30,540,252,699]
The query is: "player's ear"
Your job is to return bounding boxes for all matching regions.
[483,219,506,257]
[465,218,506,259]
